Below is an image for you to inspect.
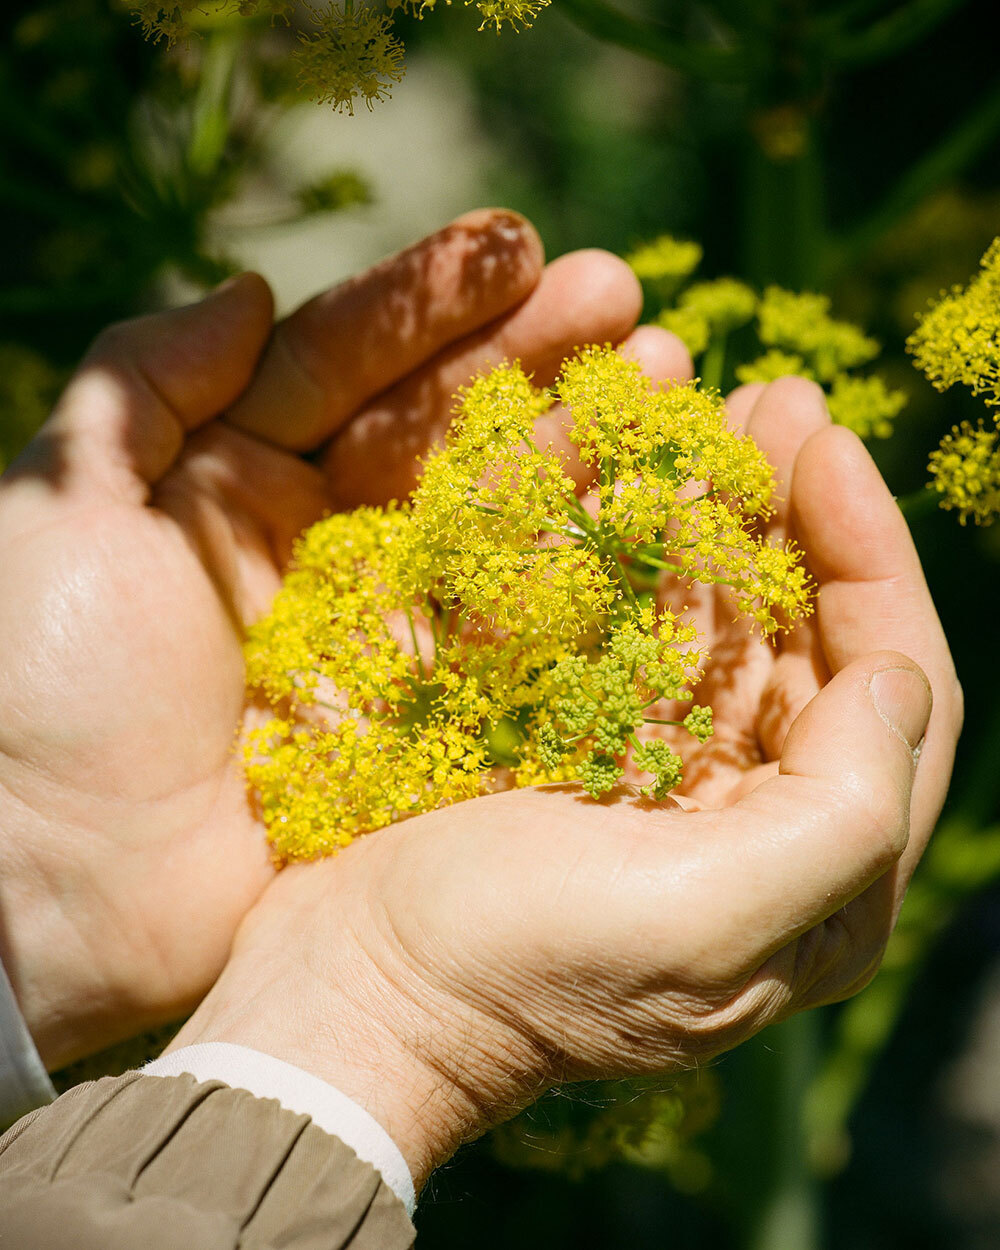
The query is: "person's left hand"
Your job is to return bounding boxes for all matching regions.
[0,210,666,1069]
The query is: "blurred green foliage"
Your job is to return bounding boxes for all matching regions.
[0,0,369,465]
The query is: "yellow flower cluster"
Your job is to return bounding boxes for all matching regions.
[825,374,908,440]
[386,0,548,25]
[627,237,906,440]
[472,0,550,30]
[295,4,405,114]
[926,422,1000,526]
[557,347,809,634]
[625,236,704,293]
[131,0,541,108]
[908,239,1000,408]
[658,277,757,350]
[130,0,210,43]
[908,238,1000,524]
[752,286,880,382]
[656,306,710,357]
[245,348,810,861]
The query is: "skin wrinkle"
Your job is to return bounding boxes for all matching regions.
[292,893,548,1155]
[364,885,568,1101]
[241,329,328,453]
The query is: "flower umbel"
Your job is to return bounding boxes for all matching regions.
[909,237,1000,524]
[295,4,405,113]
[908,238,1000,409]
[627,235,906,440]
[244,348,811,862]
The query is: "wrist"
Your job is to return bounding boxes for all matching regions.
[166,855,546,1189]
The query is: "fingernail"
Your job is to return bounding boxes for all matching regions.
[869,668,932,752]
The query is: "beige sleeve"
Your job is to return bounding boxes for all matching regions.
[0,1071,416,1250]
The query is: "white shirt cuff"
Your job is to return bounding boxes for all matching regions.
[143,1042,416,1215]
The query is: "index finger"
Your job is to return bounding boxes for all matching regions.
[225,209,544,452]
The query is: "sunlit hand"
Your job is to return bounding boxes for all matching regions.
[0,209,653,1069]
[168,374,961,1191]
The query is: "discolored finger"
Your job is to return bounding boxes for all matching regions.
[226,209,545,452]
[323,249,644,508]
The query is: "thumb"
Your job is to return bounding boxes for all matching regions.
[678,651,932,977]
[31,274,274,499]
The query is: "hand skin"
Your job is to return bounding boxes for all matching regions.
[167,379,962,1193]
[0,209,670,1070]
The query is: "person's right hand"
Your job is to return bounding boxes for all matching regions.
[167,378,962,1191]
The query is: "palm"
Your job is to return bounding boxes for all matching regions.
[0,214,661,1066]
[0,425,321,1057]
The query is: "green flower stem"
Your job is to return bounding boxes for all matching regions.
[613,553,640,607]
[404,606,428,681]
[821,0,898,30]
[700,334,728,392]
[895,487,940,522]
[630,553,686,575]
[744,112,825,288]
[188,30,243,180]
[746,1014,822,1250]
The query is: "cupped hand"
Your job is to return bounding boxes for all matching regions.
[167,376,961,1191]
[0,209,650,1068]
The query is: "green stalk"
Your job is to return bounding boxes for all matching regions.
[746,1015,823,1250]
[829,0,973,67]
[896,487,940,522]
[188,30,243,181]
[404,606,428,681]
[743,113,825,288]
[700,334,728,391]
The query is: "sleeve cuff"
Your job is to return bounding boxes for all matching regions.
[0,956,55,1127]
[143,1041,416,1215]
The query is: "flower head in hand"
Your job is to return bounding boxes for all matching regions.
[244,347,811,861]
